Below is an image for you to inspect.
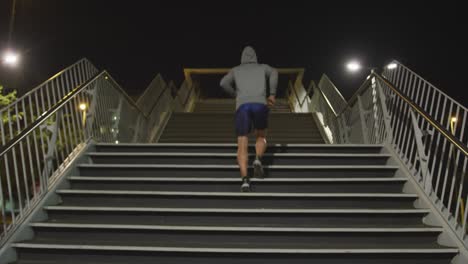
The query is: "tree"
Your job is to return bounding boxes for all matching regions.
[0,85,19,124]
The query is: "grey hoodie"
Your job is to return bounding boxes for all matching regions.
[220,46,278,109]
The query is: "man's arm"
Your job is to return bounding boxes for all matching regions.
[265,65,278,96]
[220,70,236,97]
[265,65,278,107]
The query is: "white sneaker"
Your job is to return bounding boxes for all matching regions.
[253,159,264,178]
[241,181,251,192]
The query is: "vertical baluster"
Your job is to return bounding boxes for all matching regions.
[7,107,23,214]
[439,101,454,207]
[34,92,47,192]
[0,156,7,232]
[15,103,30,207]
[28,96,41,197]
[434,97,449,194]
[454,156,467,226]
[65,74,79,148]
[48,80,61,169]
[72,69,85,142]
[1,112,16,223]
[441,101,456,208]
[402,76,417,159]
[21,99,37,199]
[60,75,74,154]
[462,193,468,237]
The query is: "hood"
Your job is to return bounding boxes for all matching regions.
[241,46,258,64]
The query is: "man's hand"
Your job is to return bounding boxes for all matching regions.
[267,95,276,107]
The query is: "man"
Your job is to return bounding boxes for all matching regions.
[220,46,278,192]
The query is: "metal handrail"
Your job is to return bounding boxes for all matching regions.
[0,72,96,157]
[382,60,467,150]
[101,74,148,116]
[0,71,151,158]
[328,72,468,156]
[375,74,468,156]
[321,74,347,102]
[318,74,348,115]
[0,58,95,112]
[313,82,340,117]
[384,60,466,111]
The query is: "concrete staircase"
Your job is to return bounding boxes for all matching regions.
[11,142,458,263]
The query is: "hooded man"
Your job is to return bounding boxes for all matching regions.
[220,46,278,192]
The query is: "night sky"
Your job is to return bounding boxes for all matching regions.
[0,1,466,103]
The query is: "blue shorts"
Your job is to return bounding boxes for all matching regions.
[235,103,269,136]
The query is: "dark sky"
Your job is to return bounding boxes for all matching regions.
[0,1,466,103]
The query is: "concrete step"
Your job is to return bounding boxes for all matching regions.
[56,190,418,209]
[77,164,399,178]
[28,223,443,249]
[86,152,391,165]
[94,143,385,154]
[13,243,457,264]
[68,177,406,193]
[43,206,431,227]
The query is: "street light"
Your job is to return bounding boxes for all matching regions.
[345,60,379,74]
[346,61,362,72]
[2,50,19,67]
[386,63,398,70]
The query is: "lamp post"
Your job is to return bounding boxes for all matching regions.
[2,0,20,68]
[8,0,18,44]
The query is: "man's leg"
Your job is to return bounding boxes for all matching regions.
[255,129,267,158]
[235,104,252,192]
[237,136,249,178]
[238,136,251,192]
[253,129,267,178]
[252,103,269,178]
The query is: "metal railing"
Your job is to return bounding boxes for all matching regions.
[0,70,172,245]
[174,79,199,112]
[135,74,173,142]
[383,60,467,147]
[0,59,98,146]
[287,79,311,113]
[312,71,468,246]
[317,74,348,115]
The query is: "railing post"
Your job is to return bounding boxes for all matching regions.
[339,115,349,143]
[409,109,433,194]
[84,83,97,140]
[371,77,381,143]
[132,114,143,143]
[40,110,62,188]
[109,97,123,143]
[376,79,393,143]
[357,95,370,144]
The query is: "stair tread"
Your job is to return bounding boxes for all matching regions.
[87,152,391,157]
[77,164,399,169]
[44,206,431,214]
[67,176,407,182]
[12,243,457,252]
[56,189,417,198]
[95,143,384,147]
[29,223,443,232]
